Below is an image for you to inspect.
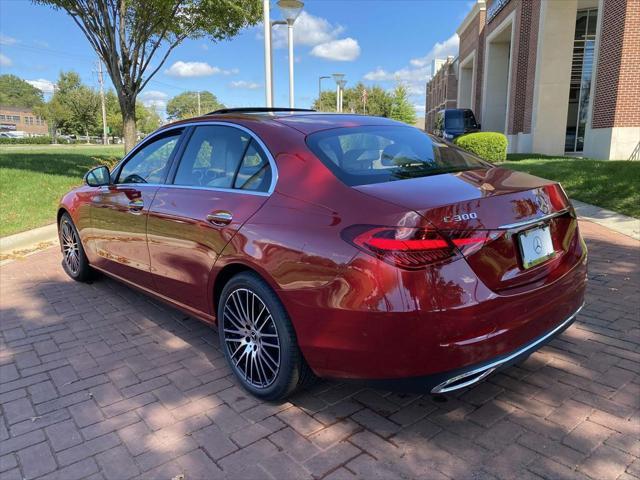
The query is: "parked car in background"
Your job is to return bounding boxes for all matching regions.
[434,108,480,141]
[57,108,587,400]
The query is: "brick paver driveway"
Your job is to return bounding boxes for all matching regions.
[1,220,638,480]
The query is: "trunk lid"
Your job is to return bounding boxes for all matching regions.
[355,167,584,292]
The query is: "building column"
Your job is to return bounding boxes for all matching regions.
[530,0,578,155]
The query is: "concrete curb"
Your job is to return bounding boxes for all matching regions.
[0,223,58,254]
[572,200,640,241]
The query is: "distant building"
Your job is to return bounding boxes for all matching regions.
[452,0,639,160]
[425,56,458,132]
[0,106,48,136]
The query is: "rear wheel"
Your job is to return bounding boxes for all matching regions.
[218,272,314,400]
[59,213,93,282]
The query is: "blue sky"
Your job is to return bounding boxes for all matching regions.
[0,0,472,118]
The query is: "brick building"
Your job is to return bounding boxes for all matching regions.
[0,106,48,136]
[448,0,639,159]
[425,57,458,132]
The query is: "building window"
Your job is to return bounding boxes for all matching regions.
[0,115,5,121]
[12,115,20,122]
[565,8,598,153]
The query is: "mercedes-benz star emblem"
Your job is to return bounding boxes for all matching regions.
[535,194,550,214]
[533,235,543,254]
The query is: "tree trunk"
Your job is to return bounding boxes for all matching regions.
[120,98,137,154]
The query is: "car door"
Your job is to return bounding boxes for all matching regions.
[147,124,273,314]
[89,129,183,290]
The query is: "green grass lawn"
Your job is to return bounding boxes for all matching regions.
[0,144,124,237]
[503,154,640,218]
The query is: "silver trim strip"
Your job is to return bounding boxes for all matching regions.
[111,121,279,196]
[431,302,584,394]
[498,208,571,230]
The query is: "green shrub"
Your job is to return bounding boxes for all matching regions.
[0,136,52,145]
[454,132,508,162]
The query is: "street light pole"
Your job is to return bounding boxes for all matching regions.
[263,0,273,107]
[276,1,303,108]
[332,73,345,113]
[338,80,347,113]
[287,20,294,107]
[318,75,330,107]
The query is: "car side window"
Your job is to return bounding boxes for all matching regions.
[117,131,181,184]
[234,140,272,192]
[174,126,250,188]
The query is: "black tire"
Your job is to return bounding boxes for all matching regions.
[218,272,314,401]
[59,213,93,282]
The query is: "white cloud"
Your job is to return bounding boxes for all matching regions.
[413,103,426,113]
[363,33,459,99]
[409,33,459,68]
[0,53,12,67]
[271,11,344,48]
[310,38,360,62]
[164,61,237,78]
[363,67,391,82]
[229,80,261,90]
[26,78,55,94]
[0,34,17,46]
[140,90,168,109]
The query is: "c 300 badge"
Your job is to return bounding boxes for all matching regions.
[443,212,478,222]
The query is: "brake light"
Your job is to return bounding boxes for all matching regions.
[342,225,501,270]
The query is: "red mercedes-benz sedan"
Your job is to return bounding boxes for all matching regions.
[58,108,587,400]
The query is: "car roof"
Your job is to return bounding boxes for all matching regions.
[159,110,410,135]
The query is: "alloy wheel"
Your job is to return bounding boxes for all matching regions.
[61,220,81,275]
[222,288,281,388]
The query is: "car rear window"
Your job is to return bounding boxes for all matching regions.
[445,110,478,131]
[306,125,489,186]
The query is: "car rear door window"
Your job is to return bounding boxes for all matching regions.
[173,125,250,188]
[234,141,272,192]
[117,131,182,184]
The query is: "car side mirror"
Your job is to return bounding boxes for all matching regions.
[85,165,111,187]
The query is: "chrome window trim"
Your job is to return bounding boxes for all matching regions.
[112,121,279,196]
[498,208,571,230]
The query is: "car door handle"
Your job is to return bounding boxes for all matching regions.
[206,211,233,226]
[128,199,144,213]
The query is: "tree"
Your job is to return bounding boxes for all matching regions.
[137,103,161,134]
[33,0,261,153]
[313,82,393,117]
[38,72,100,140]
[62,76,100,141]
[390,84,416,125]
[101,90,160,140]
[36,97,67,142]
[166,91,224,120]
[0,74,44,109]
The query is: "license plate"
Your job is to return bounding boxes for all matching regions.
[518,225,555,269]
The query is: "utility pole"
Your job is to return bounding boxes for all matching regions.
[197,91,201,115]
[97,61,108,145]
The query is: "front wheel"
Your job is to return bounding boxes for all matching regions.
[218,272,314,401]
[59,213,93,282]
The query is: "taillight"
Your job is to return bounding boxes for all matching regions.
[342,225,501,270]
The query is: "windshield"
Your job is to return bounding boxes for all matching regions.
[306,125,489,187]
[445,110,478,131]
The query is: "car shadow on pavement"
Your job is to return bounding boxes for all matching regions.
[0,225,638,479]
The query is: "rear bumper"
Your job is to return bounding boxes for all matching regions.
[347,303,583,393]
[283,235,588,382]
